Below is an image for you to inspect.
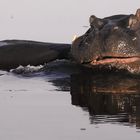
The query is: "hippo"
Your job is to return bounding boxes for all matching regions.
[0,9,140,74]
[71,9,140,74]
[0,40,71,69]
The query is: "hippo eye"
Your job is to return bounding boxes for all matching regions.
[113,26,119,30]
[132,37,137,41]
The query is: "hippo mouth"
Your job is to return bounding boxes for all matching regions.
[90,56,140,65]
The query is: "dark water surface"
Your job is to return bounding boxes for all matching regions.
[0,60,140,140]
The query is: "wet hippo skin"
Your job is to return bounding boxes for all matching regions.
[71,9,140,74]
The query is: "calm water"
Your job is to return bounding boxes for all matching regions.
[0,60,140,140]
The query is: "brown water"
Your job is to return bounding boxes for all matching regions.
[0,60,140,140]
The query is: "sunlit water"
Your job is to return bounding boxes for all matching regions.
[0,60,140,140]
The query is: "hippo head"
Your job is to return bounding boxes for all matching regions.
[71,9,140,74]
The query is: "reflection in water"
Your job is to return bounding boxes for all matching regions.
[46,61,140,129]
[70,73,140,129]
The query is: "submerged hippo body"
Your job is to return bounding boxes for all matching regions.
[0,9,140,74]
[0,40,71,69]
[71,9,140,74]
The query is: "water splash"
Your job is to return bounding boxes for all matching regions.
[10,65,44,74]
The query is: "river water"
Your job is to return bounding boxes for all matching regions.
[0,60,140,140]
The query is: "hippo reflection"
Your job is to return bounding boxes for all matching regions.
[70,73,140,129]
[0,9,140,74]
[46,61,140,129]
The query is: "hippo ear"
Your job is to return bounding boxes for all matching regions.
[136,8,140,20]
[89,15,96,25]
[128,15,137,28]
[128,9,140,30]
[89,15,104,29]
